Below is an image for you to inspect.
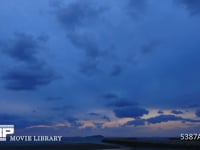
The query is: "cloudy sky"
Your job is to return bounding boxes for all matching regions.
[0,0,200,137]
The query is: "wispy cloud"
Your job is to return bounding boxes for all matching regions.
[26,122,71,129]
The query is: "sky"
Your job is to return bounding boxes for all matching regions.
[0,0,200,137]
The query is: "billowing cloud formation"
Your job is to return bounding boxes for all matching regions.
[158,110,164,114]
[171,110,183,115]
[55,1,106,76]
[2,33,41,63]
[126,119,145,126]
[114,106,149,118]
[0,0,200,136]
[56,1,102,30]
[147,115,183,124]
[54,1,123,77]
[88,112,110,122]
[2,63,56,90]
[126,114,200,126]
[103,93,138,108]
[0,114,50,129]
[102,115,111,122]
[196,109,200,117]
[67,31,110,76]
[103,94,147,119]
[147,115,200,124]
[0,33,57,91]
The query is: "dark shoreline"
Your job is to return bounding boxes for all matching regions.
[102,137,200,149]
[0,143,120,150]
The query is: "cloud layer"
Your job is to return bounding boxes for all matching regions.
[1,33,57,90]
[0,0,200,136]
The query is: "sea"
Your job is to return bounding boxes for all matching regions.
[1,137,186,150]
[104,146,186,149]
[51,137,188,150]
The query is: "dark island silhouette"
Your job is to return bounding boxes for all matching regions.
[102,137,200,149]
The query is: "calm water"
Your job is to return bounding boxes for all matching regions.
[3,137,186,150]
[101,148,184,150]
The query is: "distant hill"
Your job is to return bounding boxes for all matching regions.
[85,135,104,139]
[61,135,104,144]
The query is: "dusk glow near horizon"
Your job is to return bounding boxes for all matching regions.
[0,0,200,137]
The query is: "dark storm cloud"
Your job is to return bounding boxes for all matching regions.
[88,112,110,121]
[114,106,149,118]
[177,0,200,16]
[2,63,56,91]
[55,1,111,76]
[103,94,138,108]
[2,33,39,63]
[0,114,50,129]
[158,110,164,114]
[127,0,148,18]
[171,110,183,115]
[126,119,145,126]
[125,115,200,126]
[147,115,200,124]
[147,115,182,124]
[102,115,111,122]
[67,32,110,76]
[56,1,103,30]
[1,0,200,136]
[1,32,57,91]
[195,109,200,117]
